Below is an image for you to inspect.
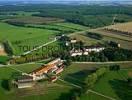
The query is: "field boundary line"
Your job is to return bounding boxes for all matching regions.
[87,90,116,100]
[58,78,82,89]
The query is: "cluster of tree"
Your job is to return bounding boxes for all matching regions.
[106,41,120,48]
[1,79,12,91]
[25,25,76,34]
[70,48,132,62]
[127,78,132,86]
[6,21,25,27]
[109,65,120,71]
[86,32,103,40]
[10,53,50,64]
[103,48,132,61]
[3,40,14,56]
[105,28,132,37]
[85,67,106,87]
[114,19,125,23]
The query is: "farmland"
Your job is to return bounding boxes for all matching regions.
[0,22,58,55]
[0,62,132,100]
[0,3,132,100]
[104,22,132,37]
[0,14,88,55]
[0,63,73,100]
[71,31,132,50]
[60,63,132,100]
[5,16,64,24]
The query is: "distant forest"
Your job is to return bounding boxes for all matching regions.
[0,4,132,27]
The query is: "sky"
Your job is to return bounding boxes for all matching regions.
[0,0,130,3]
[0,0,129,1]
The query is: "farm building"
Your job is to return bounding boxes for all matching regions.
[70,39,77,43]
[14,75,35,89]
[30,58,64,80]
[14,58,64,89]
[70,46,105,57]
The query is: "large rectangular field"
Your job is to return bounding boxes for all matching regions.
[104,22,132,36]
[5,16,64,24]
[0,22,58,55]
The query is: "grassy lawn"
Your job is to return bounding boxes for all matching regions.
[0,56,9,64]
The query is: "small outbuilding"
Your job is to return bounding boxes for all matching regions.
[15,75,35,89]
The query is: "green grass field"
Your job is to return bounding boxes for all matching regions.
[80,92,108,100]
[92,69,132,100]
[60,63,132,100]
[0,22,59,55]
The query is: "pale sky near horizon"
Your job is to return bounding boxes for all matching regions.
[0,0,127,2]
[0,0,128,1]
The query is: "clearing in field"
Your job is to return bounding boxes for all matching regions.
[0,43,7,56]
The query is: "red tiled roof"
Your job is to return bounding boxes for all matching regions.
[31,64,56,75]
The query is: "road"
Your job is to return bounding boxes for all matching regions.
[73,61,132,64]
[87,90,116,100]
[0,61,131,68]
[22,38,57,55]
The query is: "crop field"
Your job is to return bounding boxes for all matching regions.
[103,22,132,37]
[71,31,132,50]
[5,16,65,24]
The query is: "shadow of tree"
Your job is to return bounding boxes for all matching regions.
[109,79,132,100]
[55,88,81,100]
[1,79,10,91]
[63,69,96,86]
